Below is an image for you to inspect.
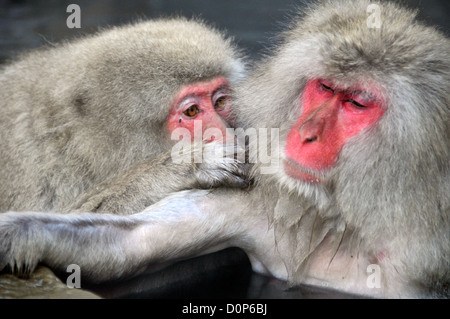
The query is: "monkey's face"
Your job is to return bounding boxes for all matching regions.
[283,79,385,184]
[167,77,233,143]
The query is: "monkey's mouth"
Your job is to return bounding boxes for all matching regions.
[283,159,323,184]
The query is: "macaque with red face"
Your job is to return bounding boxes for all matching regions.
[0,18,247,215]
[168,77,233,143]
[284,79,385,183]
[0,0,448,298]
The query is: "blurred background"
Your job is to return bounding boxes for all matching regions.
[1,0,449,64]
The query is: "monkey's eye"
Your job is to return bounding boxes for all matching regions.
[183,105,200,117]
[344,99,367,108]
[214,96,227,109]
[319,82,334,93]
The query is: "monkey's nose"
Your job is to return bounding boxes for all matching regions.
[299,118,325,143]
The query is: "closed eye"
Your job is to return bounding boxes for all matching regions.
[320,83,334,93]
[345,99,367,108]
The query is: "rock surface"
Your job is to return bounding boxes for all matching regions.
[0,266,100,299]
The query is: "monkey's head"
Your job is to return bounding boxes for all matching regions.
[67,18,246,155]
[238,0,449,228]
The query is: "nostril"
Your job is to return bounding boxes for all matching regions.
[299,117,324,144]
[305,136,317,143]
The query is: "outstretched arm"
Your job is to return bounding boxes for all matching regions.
[0,189,278,283]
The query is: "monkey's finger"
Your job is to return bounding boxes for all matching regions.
[196,170,250,189]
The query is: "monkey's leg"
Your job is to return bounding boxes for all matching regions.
[0,189,280,283]
[71,142,250,215]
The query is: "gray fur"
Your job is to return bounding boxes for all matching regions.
[0,18,247,213]
[0,1,448,298]
[235,0,449,297]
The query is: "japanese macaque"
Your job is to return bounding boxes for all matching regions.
[0,0,448,298]
[0,18,247,215]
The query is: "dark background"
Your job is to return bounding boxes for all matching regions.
[0,0,448,299]
[0,0,449,64]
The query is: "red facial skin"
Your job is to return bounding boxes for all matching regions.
[284,79,385,183]
[168,77,232,143]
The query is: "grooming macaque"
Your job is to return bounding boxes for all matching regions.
[0,0,448,298]
[0,18,247,215]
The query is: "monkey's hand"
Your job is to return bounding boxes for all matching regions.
[70,141,250,215]
[194,142,251,189]
[0,210,149,280]
[0,212,48,276]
